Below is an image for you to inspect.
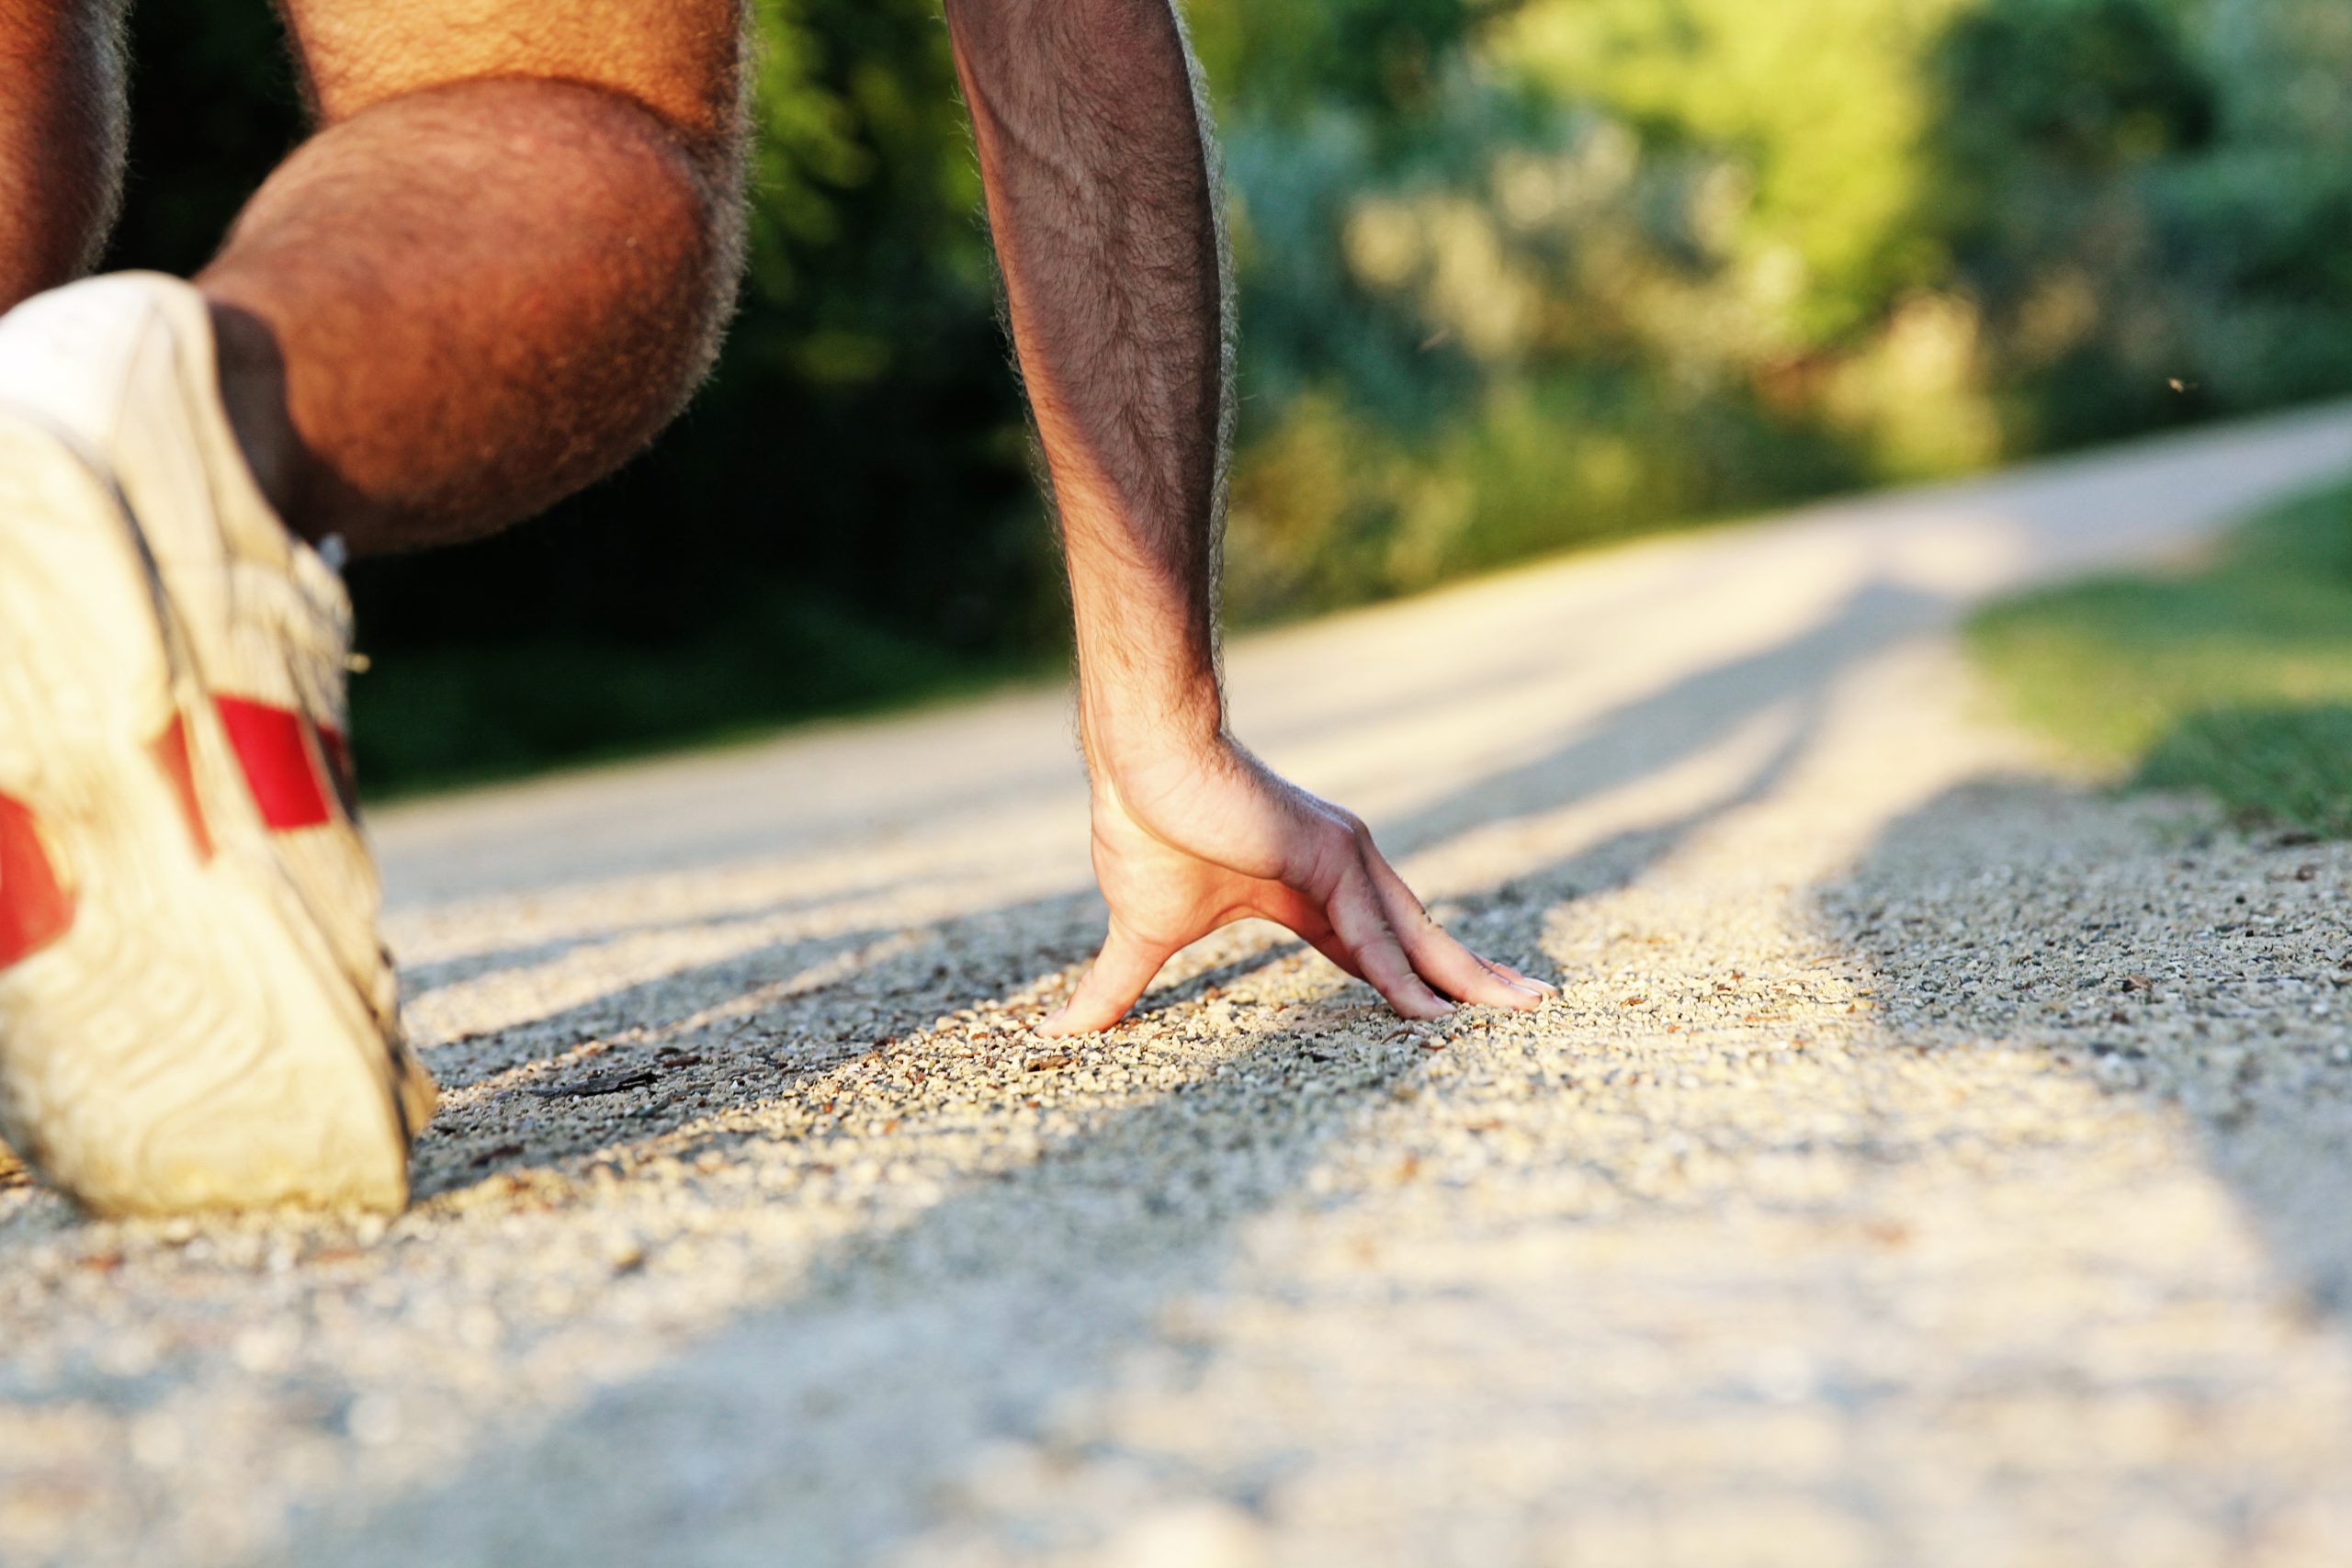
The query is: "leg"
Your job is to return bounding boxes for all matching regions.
[0,1,743,1212]
[0,1,125,1190]
[0,0,130,308]
[201,0,748,552]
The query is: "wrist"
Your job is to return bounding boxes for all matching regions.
[1062,543,1227,774]
[1078,669,1226,780]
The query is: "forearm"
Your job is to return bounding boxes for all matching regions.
[944,0,1232,765]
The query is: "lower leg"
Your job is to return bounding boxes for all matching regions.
[0,1,128,309]
[199,77,742,553]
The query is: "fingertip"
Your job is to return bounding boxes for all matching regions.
[1453,966,1544,1011]
[1374,977,1453,1023]
[1048,929,1167,1038]
[1041,989,1138,1036]
[1487,960,1559,997]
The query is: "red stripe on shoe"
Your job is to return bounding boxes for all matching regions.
[0,794,74,966]
[214,695,334,830]
[148,714,215,861]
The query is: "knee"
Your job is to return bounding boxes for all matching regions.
[279,2,751,341]
[391,76,749,380]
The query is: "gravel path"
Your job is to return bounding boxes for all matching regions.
[5,409,2352,1568]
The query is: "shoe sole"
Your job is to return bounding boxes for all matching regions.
[0,413,415,1214]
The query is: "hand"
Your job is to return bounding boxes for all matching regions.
[1041,738,1556,1034]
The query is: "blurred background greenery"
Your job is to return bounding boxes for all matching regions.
[102,0,2352,795]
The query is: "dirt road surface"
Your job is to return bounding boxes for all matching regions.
[5,408,2352,1567]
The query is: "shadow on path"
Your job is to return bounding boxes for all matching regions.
[263,580,1956,1565]
[407,575,1934,1197]
[1819,775,2352,1316]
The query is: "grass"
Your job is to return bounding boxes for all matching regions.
[1968,479,2352,838]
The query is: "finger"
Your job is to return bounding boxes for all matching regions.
[1041,924,1171,1036]
[1359,852,1545,1010]
[1324,864,1453,1021]
[1255,886,1368,981]
[1306,930,1367,981]
[1481,957,1557,996]
[1405,919,1544,1010]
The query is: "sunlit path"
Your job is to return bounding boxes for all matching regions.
[3,406,2350,1568]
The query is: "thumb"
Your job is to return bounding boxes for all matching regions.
[1040,924,1171,1036]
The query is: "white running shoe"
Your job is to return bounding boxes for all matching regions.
[0,272,434,1214]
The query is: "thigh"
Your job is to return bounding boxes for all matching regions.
[276,0,745,145]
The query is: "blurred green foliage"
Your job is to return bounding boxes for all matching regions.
[96,0,2352,790]
[1214,0,2352,613]
[1970,480,2352,838]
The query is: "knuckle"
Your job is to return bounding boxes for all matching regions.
[1304,829,1363,895]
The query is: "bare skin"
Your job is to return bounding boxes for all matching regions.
[0,0,746,553]
[0,1,127,305]
[944,0,1555,1032]
[0,0,1545,1033]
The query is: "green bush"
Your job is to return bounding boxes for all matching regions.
[92,0,2352,791]
[1213,0,2352,625]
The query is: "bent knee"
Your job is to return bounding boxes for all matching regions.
[278,0,746,161]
